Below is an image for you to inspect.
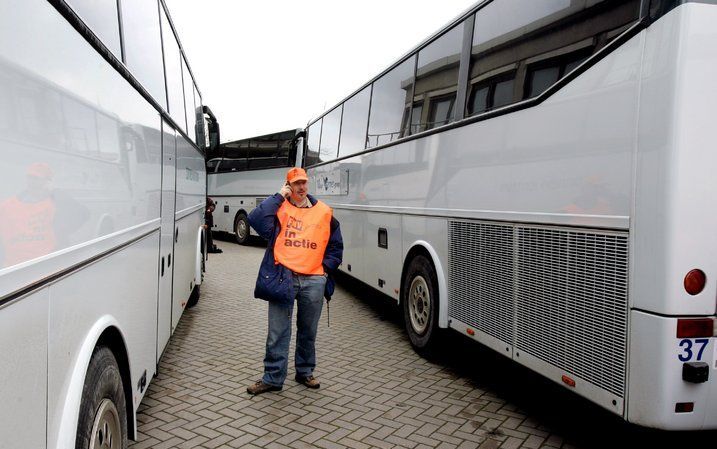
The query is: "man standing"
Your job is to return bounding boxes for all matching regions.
[247,167,343,395]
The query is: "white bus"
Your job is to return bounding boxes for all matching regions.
[207,129,303,244]
[0,0,219,447]
[304,0,717,430]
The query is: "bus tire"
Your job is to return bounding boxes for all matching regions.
[402,255,440,352]
[75,346,128,449]
[234,213,250,245]
[187,284,200,308]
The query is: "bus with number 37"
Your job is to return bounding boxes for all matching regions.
[303,0,717,430]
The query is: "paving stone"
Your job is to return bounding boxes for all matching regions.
[129,242,587,449]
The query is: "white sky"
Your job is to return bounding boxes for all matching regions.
[165,0,477,143]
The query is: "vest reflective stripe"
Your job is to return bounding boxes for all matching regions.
[273,200,332,275]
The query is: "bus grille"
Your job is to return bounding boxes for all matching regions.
[448,221,515,344]
[448,221,629,398]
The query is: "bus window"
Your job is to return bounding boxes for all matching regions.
[466,0,641,116]
[160,7,186,133]
[319,105,342,163]
[305,119,322,166]
[367,55,415,148]
[338,86,371,158]
[414,22,463,132]
[120,0,166,109]
[66,0,122,59]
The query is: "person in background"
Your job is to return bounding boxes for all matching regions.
[205,197,222,254]
[246,167,343,395]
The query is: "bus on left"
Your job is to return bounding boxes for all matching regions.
[0,1,220,447]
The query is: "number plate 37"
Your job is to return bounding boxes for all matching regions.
[677,338,711,362]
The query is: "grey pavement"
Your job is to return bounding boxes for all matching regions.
[129,237,709,449]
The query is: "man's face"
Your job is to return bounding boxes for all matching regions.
[290,179,308,202]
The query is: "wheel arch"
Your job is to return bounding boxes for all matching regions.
[233,208,249,225]
[401,241,449,328]
[96,326,134,440]
[54,316,135,449]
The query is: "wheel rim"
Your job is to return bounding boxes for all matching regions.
[89,398,121,449]
[408,276,430,335]
[236,219,247,240]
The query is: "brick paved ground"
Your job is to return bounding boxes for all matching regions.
[130,237,714,449]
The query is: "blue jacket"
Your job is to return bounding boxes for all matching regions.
[248,193,343,306]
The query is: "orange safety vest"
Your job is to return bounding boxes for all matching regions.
[0,196,56,267]
[274,200,332,275]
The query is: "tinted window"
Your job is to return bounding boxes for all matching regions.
[427,95,455,130]
[215,131,296,172]
[121,0,166,109]
[467,0,641,116]
[67,0,122,58]
[304,120,322,166]
[414,23,463,132]
[367,56,415,148]
[338,86,370,158]
[406,103,423,135]
[319,106,342,162]
[182,59,195,139]
[160,8,186,133]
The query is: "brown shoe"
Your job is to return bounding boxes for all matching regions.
[295,375,320,389]
[247,380,282,395]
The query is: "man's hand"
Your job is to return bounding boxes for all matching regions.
[279,184,292,198]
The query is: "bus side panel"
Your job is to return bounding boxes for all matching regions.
[157,124,177,360]
[364,212,402,300]
[172,211,201,328]
[0,291,48,449]
[633,4,717,316]
[48,233,160,448]
[171,135,205,328]
[333,208,366,282]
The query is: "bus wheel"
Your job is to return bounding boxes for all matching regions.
[234,213,250,245]
[402,255,440,352]
[76,346,128,449]
[187,284,200,308]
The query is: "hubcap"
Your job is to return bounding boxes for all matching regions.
[408,276,430,334]
[237,219,247,240]
[89,399,121,449]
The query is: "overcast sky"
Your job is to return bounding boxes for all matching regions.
[165,0,477,143]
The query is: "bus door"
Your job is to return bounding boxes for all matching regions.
[157,120,177,361]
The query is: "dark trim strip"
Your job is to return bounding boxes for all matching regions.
[0,228,159,308]
[305,19,647,170]
[46,0,205,157]
[632,307,716,319]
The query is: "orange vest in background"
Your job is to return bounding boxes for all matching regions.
[0,196,56,267]
[274,200,332,275]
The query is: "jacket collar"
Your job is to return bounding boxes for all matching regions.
[307,194,318,206]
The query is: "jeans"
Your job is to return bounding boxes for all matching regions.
[262,274,326,387]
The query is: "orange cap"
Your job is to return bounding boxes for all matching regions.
[286,167,308,183]
[27,162,53,179]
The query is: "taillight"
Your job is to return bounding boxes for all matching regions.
[684,269,706,295]
[676,318,715,338]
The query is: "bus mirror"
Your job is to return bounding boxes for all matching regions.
[203,105,220,151]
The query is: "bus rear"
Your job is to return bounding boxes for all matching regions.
[627,0,717,430]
